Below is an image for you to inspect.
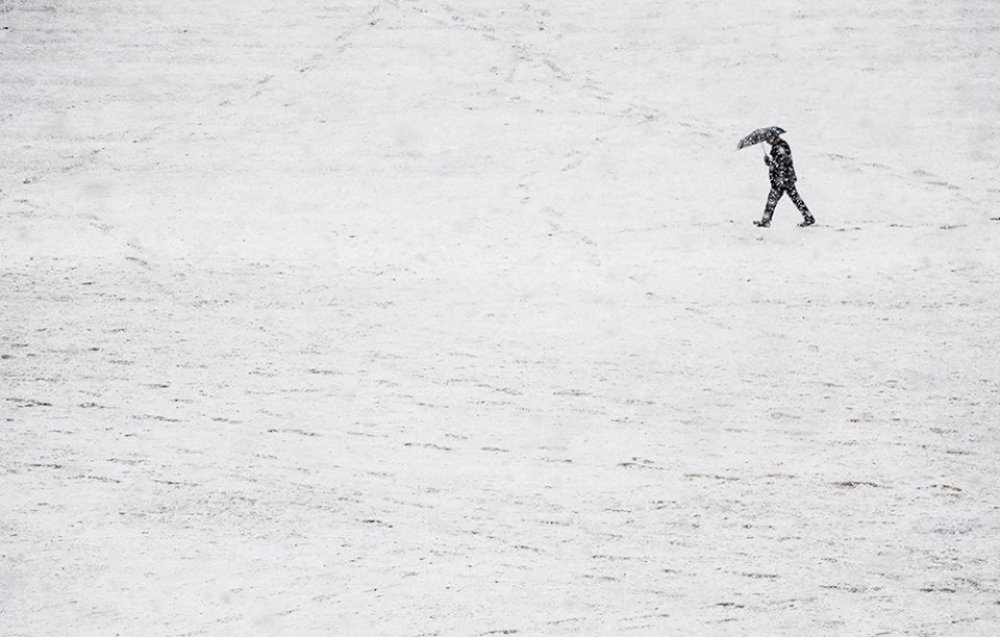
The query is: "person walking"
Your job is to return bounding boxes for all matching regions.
[754,131,815,228]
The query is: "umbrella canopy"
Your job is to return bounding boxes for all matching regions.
[737,126,786,150]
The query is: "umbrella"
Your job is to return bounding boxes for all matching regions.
[737,126,785,150]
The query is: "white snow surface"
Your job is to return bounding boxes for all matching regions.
[2,0,1000,635]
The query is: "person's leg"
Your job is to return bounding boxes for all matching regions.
[787,185,815,225]
[756,186,783,226]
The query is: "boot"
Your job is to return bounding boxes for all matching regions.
[754,219,770,228]
[798,215,815,227]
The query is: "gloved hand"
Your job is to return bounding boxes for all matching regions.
[763,156,771,165]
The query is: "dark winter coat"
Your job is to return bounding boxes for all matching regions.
[765,138,797,186]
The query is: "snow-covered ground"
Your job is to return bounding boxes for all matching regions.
[2,0,999,634]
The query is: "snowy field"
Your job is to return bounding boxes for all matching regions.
[2,0,1000,635]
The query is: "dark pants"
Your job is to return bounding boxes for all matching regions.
[763,183,811,223]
